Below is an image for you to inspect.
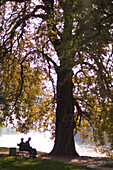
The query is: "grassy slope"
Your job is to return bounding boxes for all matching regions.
[0,154,98,170]
[0,147,9,152]
[104,163,113,168]
[1,147,112,169]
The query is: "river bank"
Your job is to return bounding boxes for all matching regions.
[0,149,113,170]
[0,127,107,157]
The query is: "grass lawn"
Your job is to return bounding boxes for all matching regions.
[0,147,9,152]
[104,163,113,168]
[0,154,98,170]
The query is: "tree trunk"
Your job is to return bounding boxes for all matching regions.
[50,67,79,156]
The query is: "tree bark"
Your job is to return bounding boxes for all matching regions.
[50,67,79,156]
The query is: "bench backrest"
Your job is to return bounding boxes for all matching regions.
[19,143,29,151]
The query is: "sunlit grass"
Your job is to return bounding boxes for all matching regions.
[0,147,9,152]
[0,154,98,170]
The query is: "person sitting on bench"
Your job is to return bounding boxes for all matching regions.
[17,137,37,158]
[25,137,37,158]
[17,138,24,150]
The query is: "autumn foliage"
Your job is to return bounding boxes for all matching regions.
[0,0,113,156]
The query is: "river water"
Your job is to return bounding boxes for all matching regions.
[0,128,106,157]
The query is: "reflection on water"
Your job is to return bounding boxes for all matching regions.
[75,134,106,157]
[0,127,106,157]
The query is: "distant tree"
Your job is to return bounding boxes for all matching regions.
[0,0,113,156]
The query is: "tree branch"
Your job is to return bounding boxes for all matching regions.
[42,0,54,12]
[32,5,46,13]
[5,0,29,2]
[73,98,91,122]
[14,52,31,107]
[42,52,58,72]
[14,62,24,107]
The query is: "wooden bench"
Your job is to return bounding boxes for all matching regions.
[17,144,31,157]
[9,147,29,157]
[9,148,16,156]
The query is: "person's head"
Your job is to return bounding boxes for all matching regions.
[21,138,24,142]
[28,137,31,141]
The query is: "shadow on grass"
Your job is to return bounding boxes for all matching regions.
[104,163,113,168]
[0,154,98,170]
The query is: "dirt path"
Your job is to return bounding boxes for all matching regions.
[39,154,113,170]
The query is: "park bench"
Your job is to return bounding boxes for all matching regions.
[16,138,37,158]
[17,143,31,157]
[9,146,29,157]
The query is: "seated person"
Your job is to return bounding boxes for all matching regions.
[17,138,24,150]
[25,137,37,158]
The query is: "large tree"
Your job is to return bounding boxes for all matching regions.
[0,0,113,156]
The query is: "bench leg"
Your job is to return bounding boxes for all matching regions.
[9,148,16,156]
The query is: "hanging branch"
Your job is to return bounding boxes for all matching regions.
[14,62,24,107]
[74,98,91,123]
[42,52,58,98]
[42,52,58,72]
[3,0,29,3]
[106,44,113,68]
[14,53,30,107]
[0,0,29,6]
[75,98,94,109]
[42,0,54,13]
[4,3,46,52]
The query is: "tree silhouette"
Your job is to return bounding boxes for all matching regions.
[0,0,113,156]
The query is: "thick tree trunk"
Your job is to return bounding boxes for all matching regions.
[50,68,79,156]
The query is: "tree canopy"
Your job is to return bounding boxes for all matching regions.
[0,0,113,156]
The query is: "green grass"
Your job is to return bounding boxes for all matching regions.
[104,163,113,168]
[0,154,98,170]
[0,147,9,152]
